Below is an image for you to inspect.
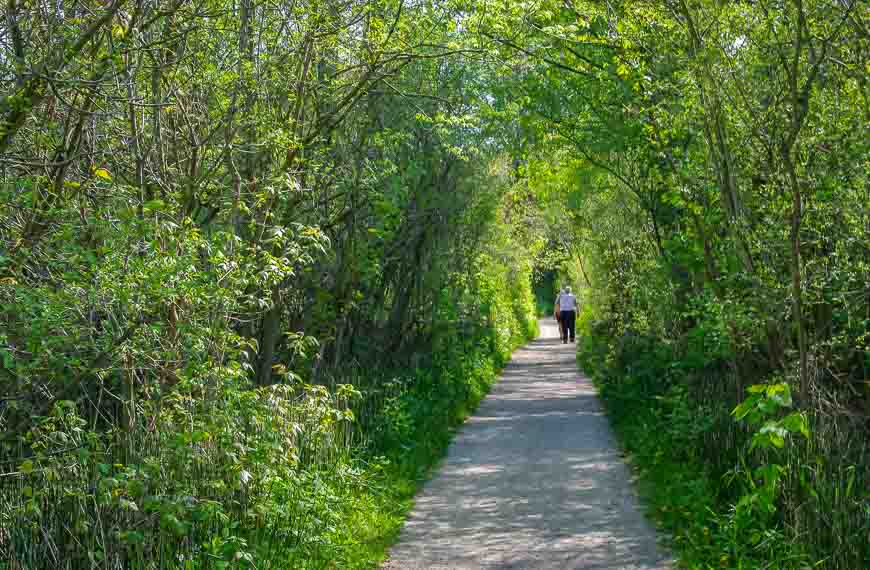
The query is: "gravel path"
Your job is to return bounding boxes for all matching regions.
[383,319,672,570]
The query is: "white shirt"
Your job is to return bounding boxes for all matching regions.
[557,293,577,311]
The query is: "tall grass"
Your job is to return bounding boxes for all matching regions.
[2,382,363,568]
[579,328,869,569]
[1,317,536,569]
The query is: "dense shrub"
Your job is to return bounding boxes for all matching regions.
[1,287,534,569]
[579,321,869,569]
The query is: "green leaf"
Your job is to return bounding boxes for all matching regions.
[121,530,145,544]
[766,383,792,407]
[0,349,13,369]
[753,423,788,450]
[731,394,759,421]
[781,412,810,438]
[143,199,166,212]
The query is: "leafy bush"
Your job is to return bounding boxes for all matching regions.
[579,324,869,569]
[0,215,536,569]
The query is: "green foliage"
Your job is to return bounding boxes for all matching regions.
[579,326,868,569]
[0,224,535,569]
[495,1,869,567]
[1,0,866,567]
[0,0,542,566]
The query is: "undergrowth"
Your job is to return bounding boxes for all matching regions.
[1,258,537,569]
[578,324,869,570]
[305,324,536,569]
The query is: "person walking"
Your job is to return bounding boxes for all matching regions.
[556,286,577,344]
[553,293,564,342]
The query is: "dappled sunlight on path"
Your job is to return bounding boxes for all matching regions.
[383,319,671,569]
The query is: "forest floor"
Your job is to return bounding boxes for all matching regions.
[382,319,672,569]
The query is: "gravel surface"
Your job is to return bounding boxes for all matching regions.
[383,319,672,570]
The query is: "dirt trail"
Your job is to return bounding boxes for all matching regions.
[383,319,672,569]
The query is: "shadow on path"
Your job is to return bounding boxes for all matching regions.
[383,319,672,569]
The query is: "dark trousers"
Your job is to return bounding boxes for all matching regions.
[560,310,576,342]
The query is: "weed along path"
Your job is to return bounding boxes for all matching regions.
[383,319,671,569]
